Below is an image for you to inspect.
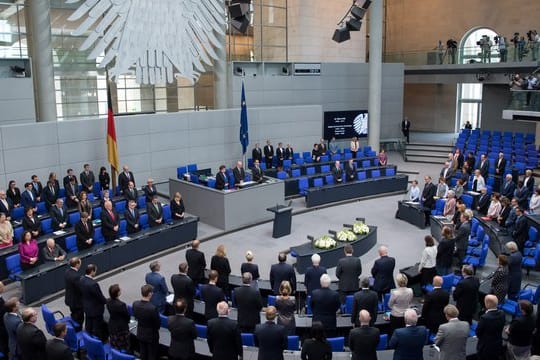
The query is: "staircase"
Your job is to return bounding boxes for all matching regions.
[404,143,455,164]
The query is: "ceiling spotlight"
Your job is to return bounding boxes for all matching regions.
[332,28,351,43]
[229,0,251,34]
[362,0,372,10]
[351,6,366,20]
[346,18,362,31]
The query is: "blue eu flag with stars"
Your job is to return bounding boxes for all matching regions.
[240,81,249,155]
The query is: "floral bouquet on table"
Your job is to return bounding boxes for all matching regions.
[352,221,370,235]
[314,235,337,249]
[336,229,357,242]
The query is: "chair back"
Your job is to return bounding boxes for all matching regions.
[110,348,135,360]
[196,324,207,338]
[114,201,126,214]
[287,335,300,350]
[41,218,53,234]
[5,254,21,280]
[313,178,324,187]
[69,212,81,226]
[241,333,255,346]
[118,220,127,237]
[94,227,104,245]
[267,295,276,306]
[40,304,57,335]
[82,332,107,360]
[327,337,345,351]
[357,171,367,181]
[386,168,395,176]
[65,235,78,253]
[371,170,381,178]
[325,175,334,185]
[139,214,149,229]
[159,314,168,328]
[376,334,388,350]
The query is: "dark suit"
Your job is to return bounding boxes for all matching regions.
[31,181,43,200]
[0,296,7,354]
[118,171,135,194]
[421,287,450,333]
[371,256,396,295]
[132,299,160,360]
[304,265,327,295]
[167,314,197,360]
[476,309,506,360]
[252,147,263,162]
[145,271,169,313]
[147,202,163,228]
[124,207,140,234]
[211,255,231,294]
[501,180,516,199]
[79,275,107,339]
[351,288,379,327]
[524,176,535,193]
[310,288,341,330]
[42,186,58,210]
[74,219,94,250]
[234,285,263,333]
[276,147,285,167]
[254,321,288,360]
[401,120,410,142]
[332,166,343,183]
[123,187,138,205]
[42,244,66,262]
[454,221,471,265]
[16,322,47,360]
[269,262,296,294]
[80,171,95,193]
[201,284,225,320]
[232,167,245,186]
[440,167,455,184]
[63,175,78,189]
[20,189,36,209]
[106,298,130,344]
[207,316,243,360]
[389,325,427,360]
[285,147,294,160]
[453,276,480,323]
[64,267,84,329]
[143,185,157,203]
[46,338,74,360]
[507,251,523,299]
[251,166,264,182]
[50,205,69,231]
[0,197,12,218]
[349,325,380,360]
[477,193,490,214]
[345,161,356,181]
[477,159,489,179]
[422,182,437,217]
[170,273,196,316]
[22,215,41,235]
[263,145,274,168]
[186,248,206,285]
[512,215,528,252]
[100,208,119,242]
[4,312,21,359]
[336,255,362,296]
[65,183,79,208]
[215,172,228,190]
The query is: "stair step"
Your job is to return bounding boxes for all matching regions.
[405,150,449,158]
[406,145,454,153]
[405,155,447,164]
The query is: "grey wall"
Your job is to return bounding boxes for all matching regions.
[481,85,535,133]
[404,84,456,132]
[0,78,36,125]
[0,105,322,188]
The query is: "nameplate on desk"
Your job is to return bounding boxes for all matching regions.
[119,236,131,241]
[238,181,256,188]
[53,230,66,236]
[433,216,447,220]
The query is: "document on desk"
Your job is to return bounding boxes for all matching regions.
[119,236,131,241]
[467,191,480,196]
[53,230,66,236]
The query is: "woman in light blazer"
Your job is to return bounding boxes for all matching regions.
[388,273,413,335]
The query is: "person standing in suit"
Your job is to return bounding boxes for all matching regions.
[388,274,413,333]
[16,308,47,360]
[132,284,161,360]
[251,159,264,183]
[106,284,131,352]
[506,241,523,300]
[263,140,274,169]
[0,212,14,248]
[79,264,107,340]
[336,244,362,302]
[0,191,13,221]
[350,136,360,158]
[20,182,37,211]
[201,270,225,320]
[476,295,506,360]
[4,297,22,360]
[143,178,157,204]
[388,309,427,360]
[495,152,507,190]
[42,181,58,211]
[118,165,135,195]
[301,321,332,360]
[65,177,80,209]
[454,210,472,267]
[7,180,21,209]
[145,261,169,314]
[167,298,197,360]
[304,253,327,296]
[421,276,450,334]
[490,255,509,303]
[77,191,92,218]
[124,200,140,234]
[371,245,396,299]
[269,252,296,295]
[501,174,516,199]
[64,257,84,330]
[310,274,341,333]
[170,192,185,220]
[476,154,489,179]
[452,265,479,324]
[30,175,43,202]
[512,208,528,252]
[232,161,246,187]
[436,226,455,276]
[46,323,74,360]
[401,117,411,143]
[349,310,380,360]
[207,301,243,360]
[101,200,119,242]
[523,169,535,193]
[332,160,343,183]
[254,306,288,360]
[506,300,536,359]
[276,142,285,168]
[75,212,94,249]
[42,238,66,262]
[186,239,206,286]
[252,143,263,163]
[440,161,455,185]
[240,250,260,289]
[50,198,69,231]
[421,175,437,226]
[234,272,263,333]
[170,262,196,317]
[476,187,490,214]
[215,165,229,190]
[63,169,78,189]
[21,207,40,238]
[123,181,138,206]
[434,304,470,360]
[345,159,356,181]
[80,164,95,194]
[285,144,294,160]
[351,277,379,327]
[211,244,231,296]
[147,195,163,228]
[275,281,296,335]
[99,167,110,191]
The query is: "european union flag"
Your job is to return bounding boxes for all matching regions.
[240,81,249,155]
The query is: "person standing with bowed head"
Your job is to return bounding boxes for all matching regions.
[371,245,396,299]
[18,230,38,270]
[186,239,206,286]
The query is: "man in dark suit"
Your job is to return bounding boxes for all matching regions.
[452,265,479,324]
[201,270,225,320]
[21,182,37,210]
[232,161,246,187]
[50,198,69,231]
[75,212,94,250]
[147,196,164,228]
[30,175,43,202]
[345,159,356,181]
[421,175,437,226]
[215,165,229,190]
[310,274,341,333]
[476,188,490,214]
[501,173,516,199]
[371,245,396,299]
[440,161,455,185]
[124,200,141,234]
[285,144,294,160]
[46,323,74,360]
[494,152,506,190]
[207,301,243,360]
[167,298,197,360]
[4,297,22,359]
[186,239,206,286]
[476,295,506,360]
[263,140,274,169]
[0,282,8,355]
[0,190,12,220]
[477,154,489,179]
[251,159,264,183]
[351,277,379,327]
[254,306,288,360]
[42,238,66,262]
[79,164,95,194]
[269,252,296,295]
[118,165,135,194]
[388,309,427,360]
[454,210,472,266]
[143,178,157,203]
[304,253,327,296]
[42,181,58,211]
[252,143,263,163]
[336,244,362,302]
[63,169,78,189]
[64,257,84,330]
[79,264,107,340]
[332,160,343,183]
[132,284,161,360]
[65,177,80,208]
[512,207,529,252]
[123,181,138,205]
[170,262,196,317]
[523,169,535,193]
[145,261,169,314]
[349,310,380,360]
[17,308,47,360]
[234,272,263,333]
[275,142,285,168]
[401,117,410,143]
[101,200,119,242]
[421,276,450,334]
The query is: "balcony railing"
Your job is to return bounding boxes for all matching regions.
[508,90,540,112]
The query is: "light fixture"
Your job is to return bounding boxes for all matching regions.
[229,0,251,34]
[332,28,351,43]
[332,0,371,43]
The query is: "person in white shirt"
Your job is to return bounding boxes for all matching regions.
[350,136,360,158]
[529,187,540,214]
[418,235,437,286]
[436,177,449,199]
[408,180,420,202]
[472,169,486,192]
[486,193,502,219]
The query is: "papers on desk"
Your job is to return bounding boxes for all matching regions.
[403,201,419,205]
[433,216,447,220]
[166,293,174,304]
[238,181,257,187]
[119,236,131,241]
[467,191,480,195]
[53,230,66,236]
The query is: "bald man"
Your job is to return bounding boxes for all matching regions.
[42,238,66,262]
[207,301,243,360]
[476,295,506,360]
[232,161,245,186]
[16,308,47,360]
[371,246,396,299]
[421,276,450,333]
[186,240,206,286]
[254,306,288,360]
[349,310,380,360]
[389,309,427,360]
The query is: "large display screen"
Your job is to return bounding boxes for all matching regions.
[323,110,368,139]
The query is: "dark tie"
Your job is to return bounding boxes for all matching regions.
[84,221,88,231]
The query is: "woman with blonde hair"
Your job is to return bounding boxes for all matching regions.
[275,280,296,335]
[388,273,413,333]
[210,244,231,296]
[240,250,260,290]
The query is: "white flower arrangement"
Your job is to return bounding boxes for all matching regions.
[314,235,337,249]
[337,229,357,242]
[352,222,370,235]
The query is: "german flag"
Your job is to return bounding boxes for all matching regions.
[107,84,120,171]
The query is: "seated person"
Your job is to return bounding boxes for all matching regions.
[170,192,185,220]
[408,180,420,202]
[345,159,356,181]
[41,238,66,262]
[75,211,94,249]
[215,165,228,190]
[311,143,321,163]
[19,230,38,270]
[332,160,343,183]
[22,207,41,238]
[251,160,264,183]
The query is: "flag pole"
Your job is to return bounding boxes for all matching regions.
[106,69,118,191]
